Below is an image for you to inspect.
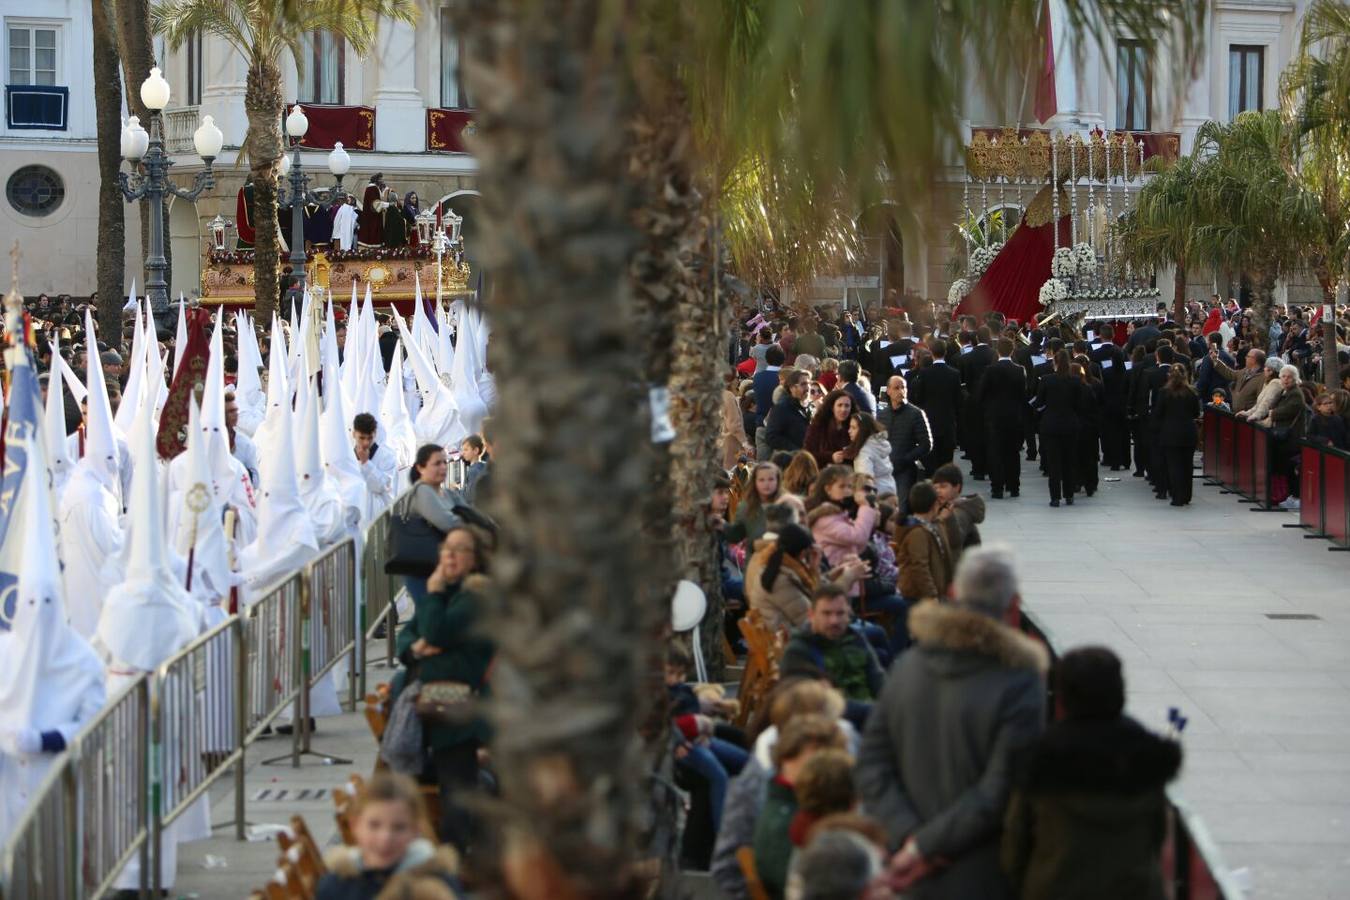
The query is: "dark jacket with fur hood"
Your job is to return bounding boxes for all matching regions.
[1001,716,1182,900]
[315,838,462,900]
[856,600,1048,900]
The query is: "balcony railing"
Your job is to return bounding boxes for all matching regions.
[163,105,200,154]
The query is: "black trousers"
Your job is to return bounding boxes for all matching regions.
[1076,429,1100,496]
[433,742,481,853]
[1129,418,1148,474]
[986,421,1023,493]
[925,434,956,472]
[1100,412,1129,468]
[1024,410,1040,459]
[1162,444,1195,504]
[1040,432,1076,501]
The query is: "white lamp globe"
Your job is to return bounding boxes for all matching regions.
[278,153,291,177]
[140,66,171,111]
[131,118,150,159]
[193,114,224,159]
[285,105,309,139]
[120,118,140,160]
[327,142,350,176]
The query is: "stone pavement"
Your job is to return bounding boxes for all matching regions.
[981,456,1350,900]
[169,645,394,900]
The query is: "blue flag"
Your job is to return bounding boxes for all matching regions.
[0,347,49,632]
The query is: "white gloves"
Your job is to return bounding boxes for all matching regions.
[0,727,42,756]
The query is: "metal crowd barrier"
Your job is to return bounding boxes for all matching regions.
[1288,440,1350,551]
[1200,406,1280,511]
[1018,607,1245,899]
[360,488,413,697]
[0,536,365,898]
[0,676,150,900]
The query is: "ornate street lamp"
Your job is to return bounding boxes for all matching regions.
[117,67,223,331]
[208,214,232,252]
[275,105,350,307]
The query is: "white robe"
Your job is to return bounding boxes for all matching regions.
[359,443,399,526]
[57,468,125,639]
[0,688,104,845]
[332,203,358,251]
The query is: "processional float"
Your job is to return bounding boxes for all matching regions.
[952,127,1179,324]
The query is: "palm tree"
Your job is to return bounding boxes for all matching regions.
[447,0,1205,893]
[1116,153,1208,324]
[1282,0,1350,387]
[152,0,417,320]
[91,0,126,343]
[1189,113,1321,341]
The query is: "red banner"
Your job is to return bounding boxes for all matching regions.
[427,108,476,153]
[297,104,375,151]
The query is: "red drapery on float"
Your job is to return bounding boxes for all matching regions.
[955,186,1071,326]
[297,104,376,150]
[427,108,476,153]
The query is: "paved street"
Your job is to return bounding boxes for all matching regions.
[984,457,1350,900]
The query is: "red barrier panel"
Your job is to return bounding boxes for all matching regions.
[1236,422,1255,497]
[1325,452,1350,548]
[1252,422,1271,506]
[1301,446,1324,534]
[1202,409,1220,480]
[1218,415,1236,486]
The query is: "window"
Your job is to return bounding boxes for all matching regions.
[8,24,57,86]
[1229,45,1264,119]
[7,165,63,216]
[1116,39,1151,131]
[440,9,470,109]
[186,30,202,106]
[298,30,343,104]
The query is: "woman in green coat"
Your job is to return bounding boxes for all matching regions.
[396,524,495,855]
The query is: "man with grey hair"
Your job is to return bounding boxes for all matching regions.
[856,546,1048,898]
[787,828,888,900]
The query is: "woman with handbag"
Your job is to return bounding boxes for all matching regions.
[395,525,495,854]
[397,445,463,603]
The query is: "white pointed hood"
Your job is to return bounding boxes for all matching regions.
[253,313,292,462]
[233,311,265,436]
[81,308,121,493]
[145,304,169,421]
[173,293,187,376]
[114,299,147,433]
[378,341,418,470]
[320,335,366,518]
[395,311,464,447]
[451,299,488,434]
[199,311,235,487]
[240,387,318,579]
[436,302,456,378]
[96,386,200,671]
[294,379,326,498]
[44,329,74,486]
[0,351,105,735]
[173,399,236,604]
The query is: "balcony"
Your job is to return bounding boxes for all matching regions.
[163,105,200,153]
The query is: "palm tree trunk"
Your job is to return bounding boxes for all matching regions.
[91,0,126,345]
[1315,264,1340,390]
[1250,272,1276,350]
[456,1,654,895]
[115,0,170,297]
[1172,261,1187,325]
[245,60,283,321]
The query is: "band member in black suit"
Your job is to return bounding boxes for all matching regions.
[1028,336,1060,470]
[1034,350,1084,507]
[1152,363,1202,506]
[909,338,963,471]
[1124,344,1152,477]
[1143,344,1176,496]
[956,326,997,480]
[1091,324,1130,470]
[1073,356,1105,497]
[976,338,1027,499]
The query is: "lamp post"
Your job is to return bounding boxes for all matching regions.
[424,207,463,306]
[275,105,350,308]
[117,66,223,330]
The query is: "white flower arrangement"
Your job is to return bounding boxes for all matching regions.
[1073,242,1097,277]
[1038,278,1068,306]
[1051,247,1077,279]
[948,278,971,305]
[968,242,1003,280]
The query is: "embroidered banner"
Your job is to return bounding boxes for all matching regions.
[297,104,375,151]
[426,108,476,153]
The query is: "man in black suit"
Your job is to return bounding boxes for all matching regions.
[1090,323,1129,470]
[765,368,811,452]
[1142,344,1175,493]
[957,326,997,481]
[909,337,963,471]
[976,338,1027,498]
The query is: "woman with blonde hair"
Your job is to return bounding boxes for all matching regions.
[725,461,783,546]
[781,450,820,498]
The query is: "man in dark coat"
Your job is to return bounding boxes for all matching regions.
[1002,647,1181,900]
[765,368,810,453]
[975,338,1026,498]
[752,345,787,425]
[908,339,963,471]
[838,359,876,417]
[857,547,1047,899]
[781,582,884,703]
[956,327,996,480]
[879,375,932,511]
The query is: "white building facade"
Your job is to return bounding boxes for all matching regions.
[0,0,1317,301]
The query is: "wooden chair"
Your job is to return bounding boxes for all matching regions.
[735,609,784,729]
[735,846,772,900]
[855,579,896,636]
[363,691,389,744]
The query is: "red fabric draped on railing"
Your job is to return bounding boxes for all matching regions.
[297,104,376,150]
[955,208,1071,325]
[427,108,476,153]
